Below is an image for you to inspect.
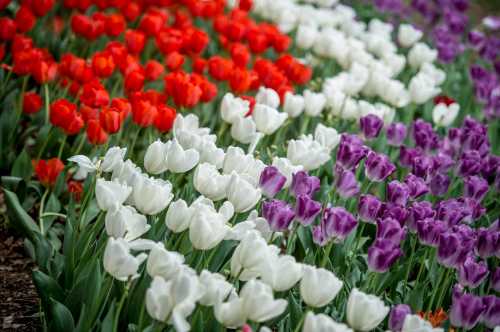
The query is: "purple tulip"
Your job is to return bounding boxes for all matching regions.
[399,146,423,168]
[412,119,439,151]
[262,200,295,232]
[437,226,476,268]
[450,285,485,330]
[386,122,407,147]
[482,295,500,329]
[376,217,406,245]
[440,128,462,158]
[431,153,455,174]
[458,255,489,289]
[312,225,328,247]
[404,174,429,199]
[259,166,286,198]
[387,181,410,206]
[360,114,384,140]
[481,155,500,182]
[475,220,500,258]
[358,194,382,224]
[435,199,467,226]
[416,218,447,247]
[429,173,451,196]
[460,117,490,157]
[379,203,408,225]
[322,206,358,242]
[367,239,402,273]
[336,134,369,170]
[459,198,486,223]
[463,175,489,202]
[365,151,396,182]
[411,154,434,179]
[468,30,485,48]
[290,171,320,198]
[334,166,360,199]
[388,304,412,332]
[457,150,482,177]
[407,201,435,231]
[491,268,500,292]
[295,195,321,226]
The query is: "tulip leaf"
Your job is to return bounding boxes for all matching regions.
[32,269,65,311]
[288,294,303,329]
[407,287,424,312]
[100,300,117,332]
[43,193,61,232]
[297,226,314,253]
[11,149,33,182]
[49,298,75,332]
[3,188,40,239]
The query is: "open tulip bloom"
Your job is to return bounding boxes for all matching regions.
[1,0,500,332]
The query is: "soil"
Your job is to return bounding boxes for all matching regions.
[0,224,40,331]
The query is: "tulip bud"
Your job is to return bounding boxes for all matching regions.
[194,163,230,201]
[314,124,340,152]
[303,90,326,117]
[165,199,193,233]
[103,237,147,281]
[253,104,287,135]
[346,288,389,331]
[389,304,411,332]
[231,116,257,144]
[221,93,250,124]
[259,166,286,198]
[287,136,330,171]
[146,243,185,280]
[144,140,169,174]
[189,201,233,250]
[283,92,305,118]
[300,265,343,307]
[290,171,320,197]
[262,199,295,232]
[397,24,423,48]
[198,270,235,306]
[132,175,173,215]
[303,312,353,332]
[95,179,132,212]
[240,279,287,323]
[226,172,262,213]
[101,146,126,173]
[255,87,280,109]
[105,205,150,241]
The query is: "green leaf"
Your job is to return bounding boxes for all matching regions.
[32,269,65,311]
[3,188,40,239]
[11,149,33,182]
[49,298,75,332]
[43,193,61,232]
[100,300,117,332]
[288,294,303,328]
[406,287,424,312]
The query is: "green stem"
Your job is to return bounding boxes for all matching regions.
[113,282,130,332]
[128,126,142,159]
[403,236,417,289]
[427,268,446,311]
[73,133,86,156]
[11,76,29,141]
[293,311,307,332]
[286,223,299,255]
[36,127,53,160]
[38,188,50,235]
[44,84,50,125]
[320,241,334,268]
[40,212,67,219]
[435,269,453,310]
[57,135,67,159]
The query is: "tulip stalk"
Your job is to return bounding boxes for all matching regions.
[43,83,50,125]
[113,280,132,332]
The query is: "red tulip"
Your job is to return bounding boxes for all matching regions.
[86,119,108,145]
[15,6,36,33]
[80,81,110,108]
[153,104,176,133]
[34,158,65,187]
[92,51,115,78]
[124,70,145,93]
[125,29,146,55]
[23,92,43,114]
[0,18,17,41]
[166,51,185,72]
[99,106,122,134]
[132,98,157,127]
[105,13,126,37]
[145,60,164,81]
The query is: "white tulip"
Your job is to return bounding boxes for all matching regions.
[253,104,288,135]
[368,19,393,38]
[173,113,210,138]
[300,265,343,307]
[296,24,318,49]
[284,92,305,118]
[146,243,185,280]
[255,87,280,109]
[303,312,354,332]
[165,199,192,233]
[408,42,438,69]
[226,173,261,213]
[287,135,330,171]
[421,63,446,86]
[111,159,142,188]
[101,146,126,173]
[240,279,287,323]
[272,157,304,188]
[198,270,234,306]
[197,139,225,169]
[314,124,340,152]
[132,176,173,215]
[165,140,200,173]
[68,155,98,180]
[214,295,247,328]
[409,73,441,104]
[222,146,266,186]
[344,63,369,96]
[231,116,257,144]
[194,163,230,201]
[402,314,444,332]
[248,210,279,242]
[346,288,389,331]
[146,276,174,322]
[341,97,361,120]
[398,24,423,48]
[103,237,147,281]
[304,90,327,117]
[220,93,250,124]
[382,52,406,77]
[95,179,132,212]
[432,102,460,127]
[189,201,233,250]
[105,205,150,241]
[379,78,410,108]
[231,231,273,281]
[224,219,257,241]
[261,254,303,292]
[144,140,169,174]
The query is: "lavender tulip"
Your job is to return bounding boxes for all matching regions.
[386,123,407,147]
[481,155,500,182]
[376,218,406,245]
[290,171,320,198]
[323,206,357,242]
[458,255,489,289]
[461,117,490,156]
[482,295,500,329]
[429,173,451,196]
[411,154,434,179]
[312,224,328,247]
[365,151,396,182]
[360,114,384,140]
[379,203,408,225]
[457,150,482,177]
[404,174,429,199]
[412,119,439,151]
[416,218,447,247]
[367,239,402,273]
[431,152,454,173]
[407,201,435,231]
[336,134,368,170]
[450,286,485,330]
[262,200,295,232]
[399,146,423,168]
[435,199,467,226]
[295,195,322,226]
[437,226,476,268]
[335,166,360,199]
[463,175,489,202]
[475,220,500,258]
[259,166,286,198]
[387,181,410,206]
[358,194,382,224]
[491,268,500,292]
[389,304,412,332]
[460,197,486,223]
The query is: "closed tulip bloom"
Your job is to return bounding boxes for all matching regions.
[165,199,192,233]
[105,205,150,241]
[464,176,489,202]
[336,134,369,171]
[252,104,287,135]
[238,280,287,323]
[103,237,147,281]
[360,114,384,140]
[231,231,272,281]
[458,256,489,289]
[346,288,389,331]
[272,157,304,189]
[376,218,406,245]
[295,195,322,226]
[314,124,341,152]
[404,174,429,199]
[255,87,280,108]
[475,221,500,258]
[154,105,176,133]
[435,199,468,226]
[165,140,200,173]
[457,150,482,177]
[367,239,402,272]
[402,314,444,332]
[398,24,423,48]
[220,93,250,124]
[283,92,305,118]
[365,151,396,182]
[260,254,303,292]
[335,166,360,199]
[223,147,266,186]
[491,268,500,292]
[262,199,295,232]
[144,140,168,174]
[231,116,257,144]
[296,24,318,49]
[303,312,353,332]
[437,228,475,268]
[416,218,447,247]
[102,146,126,173]
[304,90,327,117]
[300,265,343,308]
[433,102,460,127]
[290,171,320,197]
[287,136,330,171]
[198,270,234,306]
[389,304,412,332]
[214,296,246,328]
[226,173,262,213]
[132,176,173,215]
[146,243,185,281]
[23,92,43,114]
[323,206,358,242]
[358,194,382,224]
[386,122,407,147]
[450,286,485,330]
[482,295,500,329]
[387,181,410,206]
[259,166,286,198]
[194,163,230,201]
[412,119,439,151]
[408,43,438,69]
[96,179,132,212]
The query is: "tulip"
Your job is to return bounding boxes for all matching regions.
[358,194,382,224]
[259,166,286,198]
[231,231,273,281]
[146,243,185,280]
[409,73,441,105]
[296,24,318,49]
[95,179,132,212]
[376,217,406,245]
[398,24,423,48]
[226,172,262,213]
[165,140,200,173]
[346,288,389,331]
[255,87,280,108]
[303,90,327,117]
[103,237,147,281]
[262,199,295,232]
[253,104,287,135]
[449,286,485,330]
[101,146,126,173]
[336,134,368,170]
[365,151,396,182]
[295,195,322,226]
[389,304,412,332]
[165,199,193,233]
[482,295,500,329]
[408,43,438,69]
[231,116,257,144]
[429,173,451,196]
[367,239,402,273]
[314,124,341,152]
[214,295,246,328]
[194,163,230,201]
[401,314,443,332]
[458,256,489,289]
[68,155,98,180]
[144,140,168,174]
[240,279,287,323]
[223,147,266,186]
[463,175,489,202]
[132,176,173,215]
[416,218,447,247]
[105,205,150,241]
[475,221,500,258]
[491,268,500,292]
[290,171,320,197]
[404,174,429,199]
[322,206,358,242]
[260,254,303,292]
[198,270,234,306]
[335,166,360,199]
[112,159,142,189]
[387,180,410,206]
[220,93,250,124]
[437,227,475,268]
[360,114,384,140]
[189,201,233,250]
[283,92,305,118]
[300,265,343,307]
[287,136,330,171]
[433,102,460,127]
[303,312,353,332]
[386,122,407,147]
[272,157,304,188]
